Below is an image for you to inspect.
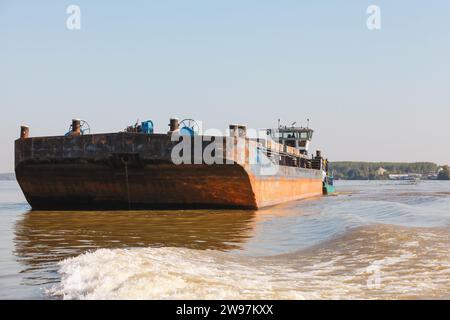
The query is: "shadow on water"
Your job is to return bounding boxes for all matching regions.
[13,209,257,285]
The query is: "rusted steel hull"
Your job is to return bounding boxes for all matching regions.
[250,175,323,208]
[15,133,323,210]
[15,163,257,210]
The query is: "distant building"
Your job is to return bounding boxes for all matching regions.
[376,167,387,176]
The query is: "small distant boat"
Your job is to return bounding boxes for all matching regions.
[388,174,421,182]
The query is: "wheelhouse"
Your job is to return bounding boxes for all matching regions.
[267,127,314,155]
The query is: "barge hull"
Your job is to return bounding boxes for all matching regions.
[15,163,257,210]
[15,133,323,210]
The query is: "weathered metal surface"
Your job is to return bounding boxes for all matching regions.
[20,126,29,139]
[71,119,81,135]
[250,175,322,208]
[169,118,179,132]
[15,132,323,210]
[16,162,257,210]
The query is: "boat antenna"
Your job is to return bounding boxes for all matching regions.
[278,118,281,128]
[307,118,310,128]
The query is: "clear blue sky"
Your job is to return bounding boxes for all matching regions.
[1,0,449,172]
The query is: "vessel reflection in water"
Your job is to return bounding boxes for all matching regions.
[14,210,256,285]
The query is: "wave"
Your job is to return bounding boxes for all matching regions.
[48,224,450,300]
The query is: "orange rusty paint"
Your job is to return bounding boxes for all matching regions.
[249,175,323,208]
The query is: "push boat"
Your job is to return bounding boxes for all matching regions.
[15,118,335,210]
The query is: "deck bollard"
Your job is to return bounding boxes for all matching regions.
[20,126,29,139]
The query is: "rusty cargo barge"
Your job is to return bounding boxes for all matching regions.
[15,118,333,210]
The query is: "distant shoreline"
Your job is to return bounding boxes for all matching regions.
[330,161,449,181]
[2,160,449,183]
[0,173,16,181]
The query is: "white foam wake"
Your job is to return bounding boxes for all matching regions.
[48,247,311,300]
[48,225,450,300]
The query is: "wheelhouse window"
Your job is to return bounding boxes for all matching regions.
[270,129,313,141]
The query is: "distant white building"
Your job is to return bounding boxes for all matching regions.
[376,167,387,176]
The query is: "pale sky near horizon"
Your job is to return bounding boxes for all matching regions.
[1,1,450,172]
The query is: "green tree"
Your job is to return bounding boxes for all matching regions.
[330,162,439,180]
[438,165,450,180]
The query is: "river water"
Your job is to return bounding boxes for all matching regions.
[1,180,450,299]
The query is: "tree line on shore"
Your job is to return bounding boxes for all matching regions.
[330,162,450,180]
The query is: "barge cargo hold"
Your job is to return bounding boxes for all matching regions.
[15,119,332,210]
